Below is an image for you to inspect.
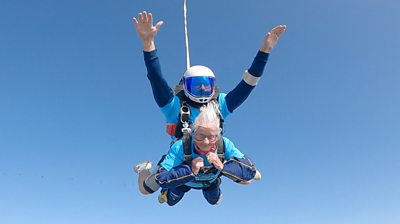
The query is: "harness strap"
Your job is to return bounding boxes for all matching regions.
[183,135,225,164]
[182,135,225,188]
[175,97,191,139]
[183,134,192,163]
[216,137,224,162]
[173,88,224,139]
[180,101,190,125]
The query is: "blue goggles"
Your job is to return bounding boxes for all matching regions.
[184,76,215,98]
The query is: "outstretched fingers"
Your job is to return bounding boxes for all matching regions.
[139,11,145,23]
[134,11,149,24]
[155,21,164,30]
[132,17,139,27]
[260,25,287,53]
[132,10,163,50]
[132,11,146,28]
[148,12,153,26]
[133,11,163,30]
[270,25,287,38]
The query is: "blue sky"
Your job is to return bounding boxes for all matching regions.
[1,0,399,223]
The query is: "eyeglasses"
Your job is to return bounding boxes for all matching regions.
[194,133,218,142]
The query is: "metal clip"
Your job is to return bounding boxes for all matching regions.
[181,121,191,135]
[180,102,190,123]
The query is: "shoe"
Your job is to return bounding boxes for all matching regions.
[133,161,152,174]
[158,190,168,204]
[216,192,222,205]
[254,170,262,180]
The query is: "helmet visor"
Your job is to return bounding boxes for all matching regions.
[184,76,215,98]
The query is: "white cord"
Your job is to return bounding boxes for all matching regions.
[184,0,191,70]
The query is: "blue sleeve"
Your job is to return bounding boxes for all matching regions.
[155,164,195,189]
[225,51,270,113]
[218,93,231,120]
[223,137,244,160]
[160,96,181,123]
[221,137,257,182]
[144,50,174,108]
[160,140,185,171]
[248,51,270,77]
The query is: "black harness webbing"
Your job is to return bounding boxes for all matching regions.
[183,135,225,164]
[174,87,224,139]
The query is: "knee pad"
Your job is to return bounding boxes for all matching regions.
[143,172,160,193]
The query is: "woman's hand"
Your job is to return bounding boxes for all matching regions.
[206,152,224,170]
[191,157,204,175]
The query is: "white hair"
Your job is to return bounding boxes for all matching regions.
[192,101,221,134]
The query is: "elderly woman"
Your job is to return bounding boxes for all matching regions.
[136,102,261,205]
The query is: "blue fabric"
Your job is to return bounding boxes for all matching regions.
[248,51,270,77]
[202,185,221,205]
[155,164,195,189]
[161,93,230,135]
[222,156,257,182]
[161,182,220,206]
[225,51,270,112]
[143,49,270,124]
[156,137,248,192]
[143,50,174,108]
[161,185,190,206]
[160,137,244,171]
[166,188,185,206]
[155,137,255,206]
[225,81,255,113]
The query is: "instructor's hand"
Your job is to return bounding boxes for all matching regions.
[132,11,163,51]
[259,25,287,53]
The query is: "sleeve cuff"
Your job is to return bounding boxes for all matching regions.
[255,51,270,61]
[143,49,157,61]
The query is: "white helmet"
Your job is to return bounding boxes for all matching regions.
[183,65,216,103]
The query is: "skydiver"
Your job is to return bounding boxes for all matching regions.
[132,11,286,195]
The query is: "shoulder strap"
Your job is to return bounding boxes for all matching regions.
[211,86,219,101]
[184,135,223,164]
[175,97,191,139]
[174,86,223,139]
[173,78,184,95]
[183,134,192,163]
[216,137,224,162]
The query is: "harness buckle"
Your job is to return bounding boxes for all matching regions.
[181,121,191,135]
[180,102,192,135]
[180,102,190,123]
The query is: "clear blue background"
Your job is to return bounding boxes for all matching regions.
[1,0,399,223]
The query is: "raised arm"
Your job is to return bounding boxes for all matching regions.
[225,25,287,112]
[132,11,173,107]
